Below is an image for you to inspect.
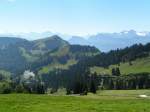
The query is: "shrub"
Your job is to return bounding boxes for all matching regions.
[15,84,24,93]
[0,82,12,94]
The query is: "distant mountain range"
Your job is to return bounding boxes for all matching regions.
[68,30,150,52]
[1,30,150,52]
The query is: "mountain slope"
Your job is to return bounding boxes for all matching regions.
[0,37,27,48]
[32,35,69,51]
[31,44,100,74]
[0,35,100,74]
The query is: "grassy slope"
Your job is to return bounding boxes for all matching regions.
[19,47,39,62]
[38,59,77,75]
[1,90,150,112]
[38,45,98,75]
[91,56,150,75]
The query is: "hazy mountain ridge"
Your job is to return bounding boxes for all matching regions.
[1,30,150,52]
[68,30,150,52]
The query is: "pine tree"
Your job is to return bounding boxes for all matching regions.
[112,68,116,76]
[90,79,96,94]
[116,67,121,76]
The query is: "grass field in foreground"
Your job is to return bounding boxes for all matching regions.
[0,90,150,112]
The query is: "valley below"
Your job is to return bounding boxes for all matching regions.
[1,35,150,112]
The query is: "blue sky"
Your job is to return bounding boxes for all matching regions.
[0,0,150,35]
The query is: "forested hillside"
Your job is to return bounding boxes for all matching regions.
[1,36,150,95]
[0,35,99,74]
[35,42,150,94]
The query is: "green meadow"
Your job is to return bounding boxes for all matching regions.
[91,56,150,75]
[0,90,150,112]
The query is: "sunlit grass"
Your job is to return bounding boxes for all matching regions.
[0,90,150,112]
[91,57,150,75]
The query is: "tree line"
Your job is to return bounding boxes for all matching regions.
[1,69,150,94]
